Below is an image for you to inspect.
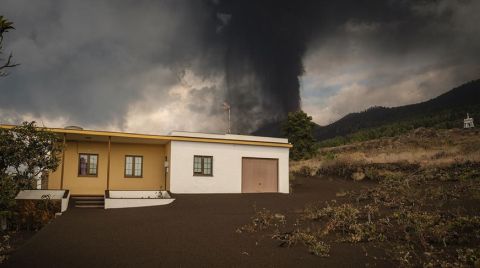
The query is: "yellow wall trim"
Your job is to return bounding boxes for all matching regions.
[0,124,293,148]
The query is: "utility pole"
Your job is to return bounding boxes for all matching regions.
[223,102,231,134]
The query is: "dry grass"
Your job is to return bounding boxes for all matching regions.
[248,161,480,266]
[291,128,480,178]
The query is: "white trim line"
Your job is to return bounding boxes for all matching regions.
[169,131,288,143]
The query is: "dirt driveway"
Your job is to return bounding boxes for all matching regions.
[4,177,378,268]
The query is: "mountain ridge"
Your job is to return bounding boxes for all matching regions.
[252,79,480,140]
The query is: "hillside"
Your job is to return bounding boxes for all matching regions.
[314,79,480,141]
[253,79,480,140]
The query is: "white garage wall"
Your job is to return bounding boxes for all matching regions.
[169,141,290,194]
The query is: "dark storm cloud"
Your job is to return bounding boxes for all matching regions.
[0,0,479,132]
[0,0,222,127]
[301,0,480,125]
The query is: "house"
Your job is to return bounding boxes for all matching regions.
[464,113,475,129]
[3,125,291,197]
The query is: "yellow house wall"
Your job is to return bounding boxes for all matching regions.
[48,158,62,190]
[109,143,166,191]
[48,141,166,195]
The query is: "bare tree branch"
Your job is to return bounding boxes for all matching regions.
[0,15,18,76]
[0,52,19,76]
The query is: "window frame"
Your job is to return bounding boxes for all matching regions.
[124,155,144,178]
[193,155,213,177]
[78,153,99,177]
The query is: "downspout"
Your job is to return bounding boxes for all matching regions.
[164,156,168,191]
[107,136,111,190]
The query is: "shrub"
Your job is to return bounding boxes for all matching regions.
[15,195,60,231]
[347,222,379,243]
[316,160,359,179]
[273,229,330,257]
[0,175,17,212]
[302,201,360,236]
[0,234,11,264]
[308,239,330,257]
[297,165,316,177]
[0,175,17,232]
[238,205,285,233]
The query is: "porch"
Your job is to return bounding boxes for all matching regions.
[47,131,171,196]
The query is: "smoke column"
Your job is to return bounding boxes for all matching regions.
[211,0,416,133]
[214,1,313,133]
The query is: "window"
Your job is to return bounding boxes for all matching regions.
[193,155,213,176]
[78,154,98,176]
[125,156,143,178]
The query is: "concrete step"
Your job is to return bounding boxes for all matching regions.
[71,195,105,209]
[76,200,104,204]
[75,204,104,209]
[72,196,104,200]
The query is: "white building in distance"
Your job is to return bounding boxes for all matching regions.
[464,113,475,129]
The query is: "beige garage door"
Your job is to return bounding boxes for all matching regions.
[242,158,278,193]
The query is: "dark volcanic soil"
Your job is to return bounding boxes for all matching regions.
[4,177,383,268]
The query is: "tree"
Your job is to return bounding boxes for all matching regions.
[0,122,63,189]
[0,15,18,76]
[0,122,63,213]
[0,122,63,222]
[282,110,317,160]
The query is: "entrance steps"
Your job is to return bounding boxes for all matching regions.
[71,195,104,209]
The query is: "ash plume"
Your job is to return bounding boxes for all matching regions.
[211,0,414,133]
[214,1,309,132]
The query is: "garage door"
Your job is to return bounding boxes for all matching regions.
[242,158,278,193]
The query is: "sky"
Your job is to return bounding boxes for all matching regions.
[1,0,479,134]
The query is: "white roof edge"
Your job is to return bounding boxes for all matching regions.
[169,131,288,144]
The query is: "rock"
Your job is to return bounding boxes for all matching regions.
[352,172,366,181]
[274,213,286,221]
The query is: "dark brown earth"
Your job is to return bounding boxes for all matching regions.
[4,177,383,268]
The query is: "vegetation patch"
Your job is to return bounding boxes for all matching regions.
[240,161,480,266]
[273,229,331,257]
[237,205,286,233]
[15,196,60,231]
[0,233,11,264]
[317,160,420,182]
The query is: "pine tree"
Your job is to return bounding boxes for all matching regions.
[282,110,316,160]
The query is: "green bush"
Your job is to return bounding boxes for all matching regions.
[0,175,17,213]
[282,111,317,160]
[0,175,17,230]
